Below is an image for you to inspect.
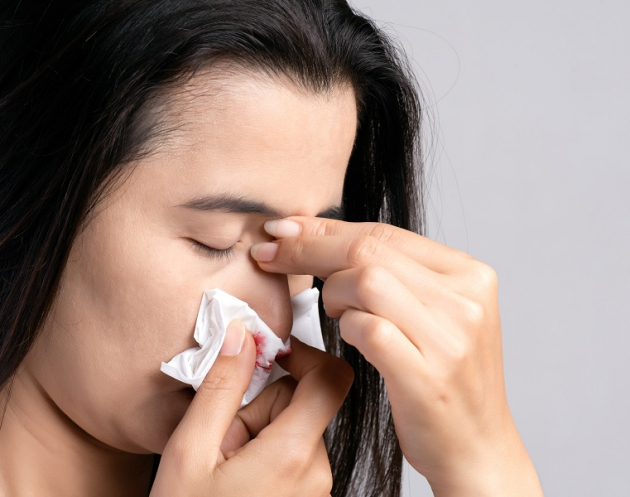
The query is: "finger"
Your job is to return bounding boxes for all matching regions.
[321,259,457,316]
[218,436,333,496]
[338,308,427,389]
[221,375,297,456]
[164,319,256,473]
[321,265,451,355]
[252,234,450,298]
[264,216,471,274]
[258,337,354,446]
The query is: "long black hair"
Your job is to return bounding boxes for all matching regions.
[0,1,425,495]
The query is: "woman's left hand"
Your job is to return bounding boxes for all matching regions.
[251,216,543,496]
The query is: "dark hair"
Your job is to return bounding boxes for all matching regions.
[0,0,425,495]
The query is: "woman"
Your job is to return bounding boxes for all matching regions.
[0,0,544,495]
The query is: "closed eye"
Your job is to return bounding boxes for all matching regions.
[189,240,236,261]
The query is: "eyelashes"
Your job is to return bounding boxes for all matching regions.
[190,240,236,261]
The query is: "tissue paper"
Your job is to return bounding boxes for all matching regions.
[160,287,325,407]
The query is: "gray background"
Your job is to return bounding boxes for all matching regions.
[349,1,630,495]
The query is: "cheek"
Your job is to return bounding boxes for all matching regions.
[28,212,209,452]
[62,215,201,378]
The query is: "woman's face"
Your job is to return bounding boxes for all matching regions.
[20,69,357,454]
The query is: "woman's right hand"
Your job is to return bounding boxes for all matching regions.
[150,320,354,497]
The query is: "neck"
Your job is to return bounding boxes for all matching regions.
[0,372,154,497]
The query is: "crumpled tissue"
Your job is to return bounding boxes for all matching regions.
[160,287,325,407]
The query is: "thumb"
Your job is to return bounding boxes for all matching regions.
[163,319,256,471]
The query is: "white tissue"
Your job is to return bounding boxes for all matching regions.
[160,287,325,407]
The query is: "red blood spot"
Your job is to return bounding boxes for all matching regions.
[253,331,268,368]
[253,331,265,357]
[275,345,292,359]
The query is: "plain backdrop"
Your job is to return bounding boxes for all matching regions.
[348,1,630,496]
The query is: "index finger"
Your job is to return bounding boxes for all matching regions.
[255,336,354,446]
[267,216,470,275]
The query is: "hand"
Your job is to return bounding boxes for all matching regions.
[151,320,354,497]
[252,217,544,496]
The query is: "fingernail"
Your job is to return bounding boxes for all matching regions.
[250,242,278,262]
[220,319,246,356]
[264,219,301,237]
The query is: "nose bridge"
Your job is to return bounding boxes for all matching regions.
[237,262,294,341]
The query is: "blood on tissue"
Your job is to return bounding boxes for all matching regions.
[252,331,292,370]
[275,344,292,359]
[253,331,272,370]
[253,331,265,357]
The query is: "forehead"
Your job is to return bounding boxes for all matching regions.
[136,66,358,216]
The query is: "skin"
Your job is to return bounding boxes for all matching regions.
[250,218,545,494]
[0,66,543,496]
[0,69,355,496]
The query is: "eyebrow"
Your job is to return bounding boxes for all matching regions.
[177,193,345,220]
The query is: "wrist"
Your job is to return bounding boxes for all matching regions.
[428,422,544,497]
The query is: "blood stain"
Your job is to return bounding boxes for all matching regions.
[253,331,265,357]
[275,345,292,359]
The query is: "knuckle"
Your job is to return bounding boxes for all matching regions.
[460,298,486,326]
[429,337,472,398]
[367,222,395,244]
[313,219,331,237]
[314,466,334,494]
[355,265,388,304]
[464,258,498,291]
[475,261,498,290]
[312,348,355,394]
[362,317,394,351]
[347,236,382,266]
[444,333,471,362]
[282,436,311,469]
[196,367,235,396]
[288,236,308,266]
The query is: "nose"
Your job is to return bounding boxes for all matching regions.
[243,273,293,342]
[223,259,294,343]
